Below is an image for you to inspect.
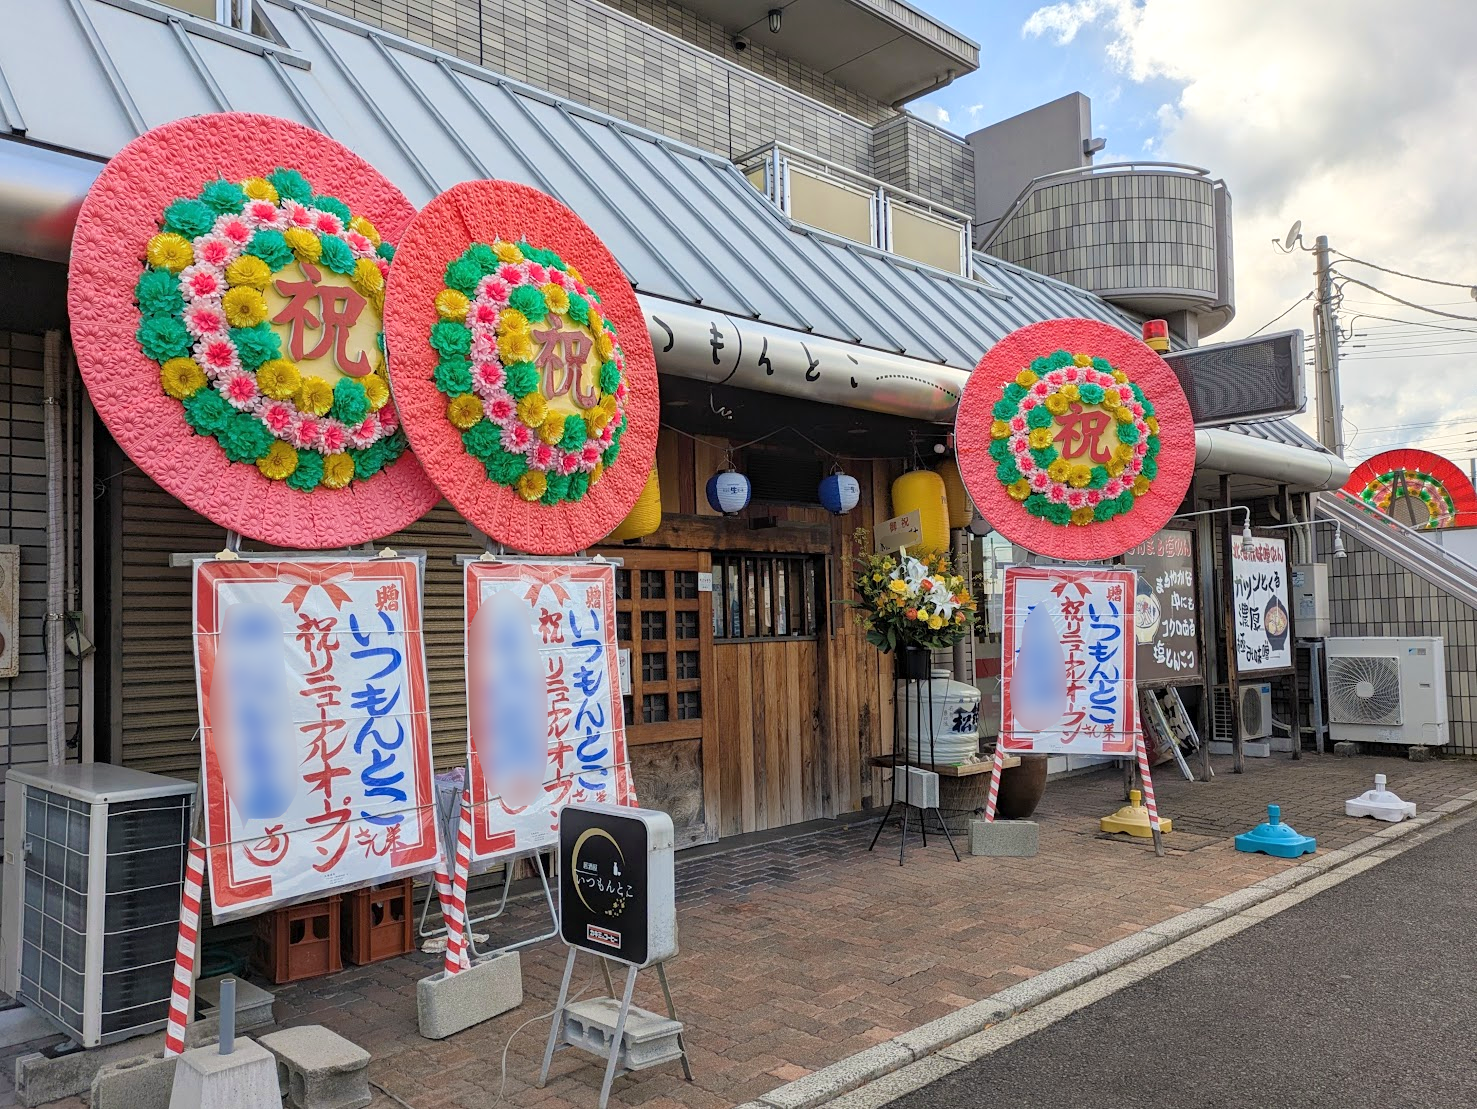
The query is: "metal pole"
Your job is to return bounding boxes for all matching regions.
[1280,484,1302,760]
[1220,474,1244,774]
[218,977,235,1055]
[1313,234,1346,458]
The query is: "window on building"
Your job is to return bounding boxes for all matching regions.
[712,555,822,641]
[610,555,710,744]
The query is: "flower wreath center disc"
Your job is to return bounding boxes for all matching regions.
[382,180,658,555]
[955,318,1195,561]
[68,112,438,547]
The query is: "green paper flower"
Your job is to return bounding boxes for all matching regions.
[565,292,590,326]
[503,361,539,398]
[318,234,356,276]
[443,256,483,297]
[462,420,503,460]
[988,440,1011,464]
[1026,406,1053,430]
[1029,356,1051,375]
[1091,357,1114,375]
[199,180,247,216]
[1141,398,1156,418]
[376,242,396,263]
[246,229,294,271]
[312,195,352,226]
[163,198,216,239]
[135,267,184,318]
[1043,502,1071,526]
[598,359,621,395]
[540,472,572,505]
[1030,446,1058,469]
[601,439,622,468]
[1116,491,1136,514]
[1094,500,1118,522]
[330,377,370,425]
[433,358,474,396]
[219,413,274,463]
[1003,383,1027,405]
[1047,350,1073,369]
[1079,383,1105,405]
[464,243,500,276]
[137,317,192,361]
[508,284,547,323]
[996,460,1022,485]
[567,471,590,501]
[230,323,281,370]
[1116,422,1141,446]
[267,168,313,204]
[287,449,325,492]
[558,417,587,452]
[353,444,387,481]
[183,388,232,435]
[430,320,472,360]
[992,398,1015,421]
[484,450,528,483]
[1141,457,1159,480]
[1089,465,1110,489]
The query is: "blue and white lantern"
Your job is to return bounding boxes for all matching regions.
[818,472,860,515]
[706,470,751,515]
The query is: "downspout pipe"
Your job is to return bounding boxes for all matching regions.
[43,330,65,766]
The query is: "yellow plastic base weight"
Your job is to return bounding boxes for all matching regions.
[1100,790,1171,838]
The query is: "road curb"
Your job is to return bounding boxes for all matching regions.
[733,791,1477,1109]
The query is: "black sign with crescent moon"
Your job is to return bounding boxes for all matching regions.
[559,806,651,966]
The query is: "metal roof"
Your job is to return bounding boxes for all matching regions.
[0,0,1140,373]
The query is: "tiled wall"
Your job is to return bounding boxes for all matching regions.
[308,0,973,205]
[871,114,975,215]
[1324,531,1477,755]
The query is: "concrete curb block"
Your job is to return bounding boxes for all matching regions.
[747,793,1477,1109]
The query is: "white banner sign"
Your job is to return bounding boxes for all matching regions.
[1232,535,1292,673]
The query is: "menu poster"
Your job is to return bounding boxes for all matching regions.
[1126,528,1200,685]
[1232,535,1292,673]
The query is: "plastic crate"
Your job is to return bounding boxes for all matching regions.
[252,898,343,984]
[342,878,414,966]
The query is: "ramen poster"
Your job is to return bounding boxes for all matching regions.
[464,560,636,865]
[999,565,1137,755]
[1232,535,1292,673]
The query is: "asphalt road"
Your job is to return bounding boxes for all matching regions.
[889,815,1477,1109]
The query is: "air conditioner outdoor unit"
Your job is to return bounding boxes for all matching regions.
[1239,683,1273,741]
[1,764,195,1047]
[1325,636,1448,746]
[1208,684,1271,757]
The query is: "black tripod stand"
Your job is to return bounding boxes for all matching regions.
[869,659,961,865]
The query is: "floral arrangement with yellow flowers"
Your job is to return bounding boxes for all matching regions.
[135,168,407,490]
[852,533,976,652]
[1361,469,1456,528]
[987,350,1161,527]
[429,238,629,505]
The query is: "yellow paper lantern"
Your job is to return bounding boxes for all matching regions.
[934,459,974,530]
[890,469,950,555]
[606,469,662,541]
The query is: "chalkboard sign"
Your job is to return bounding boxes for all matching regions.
[1126,528,1200,685]
[558,802,676,968]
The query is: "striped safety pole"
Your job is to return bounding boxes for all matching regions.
[163,838,207,1057]
[1134,728,1162,833]
[442,790,475,976]
[982,746,1006,823]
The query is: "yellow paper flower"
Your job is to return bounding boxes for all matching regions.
[1133,475,1151,496]
[516,470,547,502]
[283,227,321,264]
[1060,383,1080,402]
[1113,443,1134,465]
[1114,406,1134,425]
[256,359,302,401]
[567,264,584,284]
[435,289,469,321]
[1146,416,1159,435]
[498,331,535,365]
[928,614,944,630]
[348,215,380,245]
[159,357,206,399]
[516,392,548,428]
[297,376,334,416]
[888,578,907,594]
[538,413,567,445]
[991,419,1012,440]
[322,452,355,489]
[1107,459,1126,478]
[497,309,529,336]
[447,393,484,430]
[147,233,193,273]
[541,283,570,315]
[1028,427,1054,451]
[1101,388,1122,409]
[368,286,384,315]
[225,255,272,290]
[1047,459,1071,483]
[595,330,615,361]
[494,241,525,264]
[1072,353,1093,367]
[1071,506,1096,526]
[591,460,604,483]
[1015,369,1038,388]
[1007,479,1031,501]
[241,177,279,202]
[222,286,268,328]
[1113,370,1128,384]
[363,374,390,412]
[351,258,384,297]
[583,408,610,435]
[257,441,299,481]
[1067,463,1092,489]
[1045,393,1069,416]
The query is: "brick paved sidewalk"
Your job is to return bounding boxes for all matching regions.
[13,753,1475,1108]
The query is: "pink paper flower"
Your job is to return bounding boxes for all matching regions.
[470,332,500,362]
[1044,370,1066,388]
[474,362,506,391]
[581,443,602,468]
[525,262,548,285]
[1063,366,1080,382]
[195,337,239,376]
[193,233,237,268]
[505,423,532,450]
[263,402,296,434]
[548,269,571,290]
[531,442,556,470]
[1104,478,1123,497]
[243,200,280,227]
[487,395,515,422]
[1130,403,1144,419]
[1086,489,1104,506]
[216,216,253,245]
[1010,416,1028,433]
[615,382,628,403]
[599,423,615,446]
[183,303,226,339]
[479,276,513,305]
[321,423,347,454]
[1031,381,1050,397]
[345,231,373,255]
[282,201,314,228]
[469,301,500,327]
[375,256,390,280]
[1067,490,1088,509]
[1048,484,1068,503]
[1134,440,1148,458]
[497,264,523,286]
[351,418,379,448]
[222,371,258,409]
[179,265,224,301]
[1030,471,1052,492]
[1018,454,1035,473]
[377,406,399,432]
[1013,438,1030,455]
[1020,396,1038,412]
[558,452,581,476]
[314,211,342,236]
[293,418,321,450]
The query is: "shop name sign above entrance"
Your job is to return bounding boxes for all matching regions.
[875,510,923,554]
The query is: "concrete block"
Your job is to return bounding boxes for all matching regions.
[259,1025,370,1109]
[1333,741,1357,756]
[969,819,1038,857]
[91,1051,177,1109]
[1407,745,1431,762]
[169,1038,281,1109]
[416,951,522,1040]
[197,976,276,1033]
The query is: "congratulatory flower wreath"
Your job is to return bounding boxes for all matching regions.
[428,238,629,505]
[986,350,1161,527]
[133,168,408,491]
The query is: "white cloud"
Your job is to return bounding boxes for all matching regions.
[916,101,951,126]
[1024,0,1477,461]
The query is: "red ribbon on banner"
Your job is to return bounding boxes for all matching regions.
[281,566,355,612]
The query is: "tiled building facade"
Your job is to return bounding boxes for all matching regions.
[308,0,975,210]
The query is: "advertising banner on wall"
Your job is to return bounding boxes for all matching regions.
[1126,528,1199,685]
[192,556,440,922]
[1232,535,1292,673]
[465,560,636,868]
[1000,565,1137,755]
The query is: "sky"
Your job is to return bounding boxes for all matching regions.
[909,0,1477,474]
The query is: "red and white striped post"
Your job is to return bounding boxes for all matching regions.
[440,789,475,976]
[982,746,1006,822]
[1133,728,1162,833]
[163,838,207,1057]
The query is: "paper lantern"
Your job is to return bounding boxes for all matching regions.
[607,469,662,541]
[818,472,860,515]
[934,459,973,529]
[891,469,949,554]
[707,470,751,515]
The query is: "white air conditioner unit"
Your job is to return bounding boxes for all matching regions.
[2,764,195,1047]
[1325,636,1448,746]
[1239,683,1273,741]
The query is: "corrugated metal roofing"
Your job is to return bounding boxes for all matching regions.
[0,0,1140,371]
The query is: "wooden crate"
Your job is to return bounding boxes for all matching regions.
[252,897,343,985]
[342,877,415,966]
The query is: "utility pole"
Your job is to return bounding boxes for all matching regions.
[1313,234,1346,457]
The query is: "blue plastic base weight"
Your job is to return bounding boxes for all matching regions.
[1234,804,1316,858]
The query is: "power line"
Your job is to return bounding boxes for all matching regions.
[1247,291,1313,337]
[1332,273,1477,323]
[1331,251,1477,292]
